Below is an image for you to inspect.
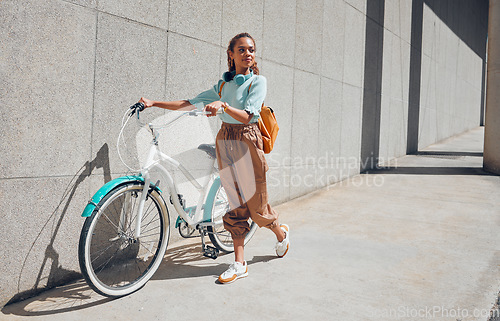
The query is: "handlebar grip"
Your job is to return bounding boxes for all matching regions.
[130,102,145,111]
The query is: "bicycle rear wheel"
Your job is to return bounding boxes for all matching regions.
[207,182,257,253]
[78,182,169,297]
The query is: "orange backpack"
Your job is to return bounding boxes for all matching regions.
[218,81,279,154]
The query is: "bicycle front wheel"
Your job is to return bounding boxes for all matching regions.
[78,181,169,297]
[207,182,257,253]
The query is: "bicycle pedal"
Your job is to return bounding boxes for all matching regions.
[203,245,219,260]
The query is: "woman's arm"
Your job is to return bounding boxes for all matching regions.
[204,101,254,124]
[224,103,254,124]
[139,97,194,111]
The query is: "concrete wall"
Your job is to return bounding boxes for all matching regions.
[378,0,413,162]
[484,0,500,175]
[417,0,488,150]
[0,0,488,306]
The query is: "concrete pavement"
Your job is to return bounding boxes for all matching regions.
[2,127,500,321]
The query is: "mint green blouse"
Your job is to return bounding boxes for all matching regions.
[189,73,267,124]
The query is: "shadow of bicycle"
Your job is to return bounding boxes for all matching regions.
[1,279,114,317]
[2,239,278,316]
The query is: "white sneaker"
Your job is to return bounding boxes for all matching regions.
[275,224,290,257]
[218,261,248,284]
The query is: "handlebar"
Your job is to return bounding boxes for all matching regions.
[124,102,223,135]
[128,102,220,119]
[118,102,221,172]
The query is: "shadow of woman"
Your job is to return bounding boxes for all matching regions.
[152,240,279,282]
[152,241,230,281]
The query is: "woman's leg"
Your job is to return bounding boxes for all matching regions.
[270,224,285,242]
[233,237,245,263]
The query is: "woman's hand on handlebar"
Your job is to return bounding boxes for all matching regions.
[204,101,225,117]
[139,97,154,109]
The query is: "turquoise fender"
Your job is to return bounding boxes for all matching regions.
[81,175,161,218]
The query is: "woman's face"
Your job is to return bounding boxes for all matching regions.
[230,37,255,73]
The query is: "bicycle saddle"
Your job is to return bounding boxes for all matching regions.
[198,144,216,159]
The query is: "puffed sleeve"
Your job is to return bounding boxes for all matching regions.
[244,76,267,115]
[188,80,224,110]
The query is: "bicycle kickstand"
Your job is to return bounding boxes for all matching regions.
[199,226,219,260]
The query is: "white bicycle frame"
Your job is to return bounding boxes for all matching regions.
[126,110,219,239]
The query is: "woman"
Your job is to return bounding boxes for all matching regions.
[139,33,289,284]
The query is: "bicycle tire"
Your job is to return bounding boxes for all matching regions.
[207,182,257,253]
[78,181,169,297]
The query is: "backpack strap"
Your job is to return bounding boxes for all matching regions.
[218,81,225,98]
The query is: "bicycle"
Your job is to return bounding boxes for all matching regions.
[78,102,257,297]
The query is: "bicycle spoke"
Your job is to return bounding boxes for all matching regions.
[140,218,161,235]
[138,242,158,260]
[89,241,118,264]
[100,212,123,234]
[93,245,122,275]
[125,193,139,234]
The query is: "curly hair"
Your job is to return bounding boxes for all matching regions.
[226,33,260,75]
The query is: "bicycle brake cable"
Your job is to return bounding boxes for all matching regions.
[117,108,142,172]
